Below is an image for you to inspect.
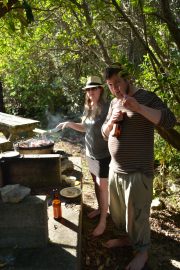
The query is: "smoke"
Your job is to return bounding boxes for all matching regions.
[44,107,85,145]
[45,111,65,130]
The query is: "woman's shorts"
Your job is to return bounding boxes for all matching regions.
[86,156,111,178]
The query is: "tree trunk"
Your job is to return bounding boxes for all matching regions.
[0,82,5,112]
[0,0,18,19]
[156,126,180,151]
[160,0,180,50]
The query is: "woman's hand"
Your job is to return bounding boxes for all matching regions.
[56,121,69,130]
[56,121,85,132]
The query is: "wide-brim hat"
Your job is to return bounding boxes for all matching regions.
[82,76,103,90]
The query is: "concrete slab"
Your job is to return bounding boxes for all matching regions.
[47,202,82,269]
[0,196,48,248]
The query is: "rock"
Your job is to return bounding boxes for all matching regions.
[169,183,180,193]
[61,159,74,173]
[171,259,180,268]
[0,184,31,203]
[151,198,164,210]
[61,174,67,181]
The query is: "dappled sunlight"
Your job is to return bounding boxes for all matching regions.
[55,137,180,270]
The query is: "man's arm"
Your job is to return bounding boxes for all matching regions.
[122,94,176,128]
[102,120,114,139]
[101,102,115,139]
[135,104,161,125]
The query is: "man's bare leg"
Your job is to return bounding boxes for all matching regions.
[92,220,106,237]
[103,238,148,270]
[103,236,131,248]
[125,250,148,270]
[87,209,100,219]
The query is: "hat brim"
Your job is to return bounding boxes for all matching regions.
[82,84,103,90]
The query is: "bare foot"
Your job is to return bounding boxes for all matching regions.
[92,222,106,237]
[103,236,131,248]
[87,209,100,219]
[125,251,148,270]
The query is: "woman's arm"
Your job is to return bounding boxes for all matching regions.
[56,121,86,133]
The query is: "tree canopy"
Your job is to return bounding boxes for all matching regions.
[0,0,179,156]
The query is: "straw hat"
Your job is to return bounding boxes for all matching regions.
[82,76,103,90]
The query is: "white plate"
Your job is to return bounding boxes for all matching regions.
[1,151,20,158]
[60,187,81,198]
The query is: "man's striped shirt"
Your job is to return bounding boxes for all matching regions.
[102,89,176,176]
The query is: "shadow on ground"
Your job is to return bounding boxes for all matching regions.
[0,242,77,270]
[81,204,180,270]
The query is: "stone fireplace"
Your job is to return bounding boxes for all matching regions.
[0,153,61,191]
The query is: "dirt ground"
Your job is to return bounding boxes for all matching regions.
[56,137,180,270]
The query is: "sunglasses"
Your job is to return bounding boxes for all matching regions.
[85,87,99,92]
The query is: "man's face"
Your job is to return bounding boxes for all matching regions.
[106,74,129,99]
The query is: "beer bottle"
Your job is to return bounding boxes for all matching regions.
[111,121,122,138]
[52,188,62,220]
[111,112,126,138]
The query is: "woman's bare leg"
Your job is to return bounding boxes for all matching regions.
[87,180,101,219]
[92,177,108,237]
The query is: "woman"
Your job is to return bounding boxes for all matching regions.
[56,76,110,237]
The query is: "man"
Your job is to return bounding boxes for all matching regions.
[101,63,176,270]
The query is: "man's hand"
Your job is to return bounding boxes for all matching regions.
[102,110,124,139]
[122,95,162,125]
[122,95,140,112]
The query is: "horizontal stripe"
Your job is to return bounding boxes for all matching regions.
[103,89,176,176]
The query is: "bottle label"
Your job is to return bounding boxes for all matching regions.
[53,201,62,219]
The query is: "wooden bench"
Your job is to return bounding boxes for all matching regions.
[0,112,40,144]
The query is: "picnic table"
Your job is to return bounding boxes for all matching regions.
[0,112,40,143]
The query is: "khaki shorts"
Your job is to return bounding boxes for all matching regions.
[109,168,153,252]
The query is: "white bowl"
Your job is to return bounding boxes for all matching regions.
[65,176,76,187]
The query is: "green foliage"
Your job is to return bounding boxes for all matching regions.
[153,130,180,199]
[154,132,180,175]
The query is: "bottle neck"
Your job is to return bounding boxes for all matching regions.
[53,188,59,199]
[53,199,60,204]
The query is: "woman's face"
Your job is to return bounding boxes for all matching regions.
[86,87,102,104]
